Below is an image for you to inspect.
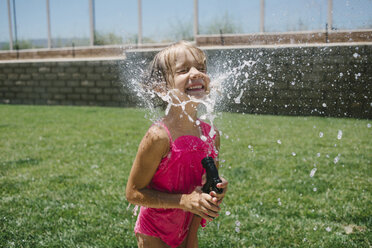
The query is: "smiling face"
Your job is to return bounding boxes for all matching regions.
[171,48,210,102]
[145,41,210,107]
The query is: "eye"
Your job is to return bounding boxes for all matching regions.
[177,68,189,74]
[198,67,206,73]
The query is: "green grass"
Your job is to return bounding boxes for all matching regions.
[0,105,371,247]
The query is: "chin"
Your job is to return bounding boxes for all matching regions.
[186,90,208,99]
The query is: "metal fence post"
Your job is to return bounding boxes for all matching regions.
[46,0,51,49]
[194,0,198,41]
[260,0,265,32]
[328,0,333,31]
[138,0,142,45]
[12,0,18,50]
[89,0,95,46]
[7,0,13,50]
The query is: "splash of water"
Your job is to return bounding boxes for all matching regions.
[120,54,258,138]
[120,52,260,217]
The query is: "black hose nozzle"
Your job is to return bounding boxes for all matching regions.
[201,157,223,194]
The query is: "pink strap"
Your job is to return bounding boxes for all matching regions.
[156,122,173,148]
[199,120,215,139]
[199,120,207,137]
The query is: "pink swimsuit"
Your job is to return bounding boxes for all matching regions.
[134,121,218,247]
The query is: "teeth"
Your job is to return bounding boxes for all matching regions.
[188,85,203,90]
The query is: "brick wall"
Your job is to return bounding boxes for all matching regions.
[0,58,141,107]
[0,44,371,118]
[205,44,371,118]
[196,30,372,46]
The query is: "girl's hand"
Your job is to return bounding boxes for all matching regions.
[181,186,220,221]
[210,177,228,205]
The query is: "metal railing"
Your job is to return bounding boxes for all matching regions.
[1,0,358,51]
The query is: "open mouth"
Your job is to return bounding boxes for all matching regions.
[186,84,204,92]
[185,79,206,96]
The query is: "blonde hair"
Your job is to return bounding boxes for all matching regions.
[144,41,207,94]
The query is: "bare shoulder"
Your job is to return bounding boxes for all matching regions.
[146,123,169,143]
[141,124,170,157]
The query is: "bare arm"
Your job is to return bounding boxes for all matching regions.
[212,130,228,204]
[186,129,225,247]
[126,125,220,220]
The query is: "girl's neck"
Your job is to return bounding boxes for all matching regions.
[163,103,199,130]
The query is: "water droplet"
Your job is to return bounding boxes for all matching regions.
[313,187,317,192]
[310,168,317,177]
[319,132,324,138]
[235,220,241,227]
[91,164,99,169]
[322,103,327,107]
[339,72,343,77]
[277,140,282,144]
[200,135,207,142]
[367,123,371,128]
[337,130,343,140]
[353,53,359,58]
[326,227,332,232]
[225,211,231,216]
[316,153,321,157]
[133,205,139,216]
[292,152,296,156]
[234,89,244,104]
[334,154,340,164]
[235,227,240,233]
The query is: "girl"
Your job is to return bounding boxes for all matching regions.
[126,41,228,248]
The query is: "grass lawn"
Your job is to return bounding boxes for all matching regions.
[0,105,371,247]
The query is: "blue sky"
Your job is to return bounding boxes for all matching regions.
[0,0,371,43]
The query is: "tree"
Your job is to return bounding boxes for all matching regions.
[95,31,123,45]
[168,18,194,41]
[201,11,242,35]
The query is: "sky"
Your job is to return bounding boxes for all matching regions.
[0,0,371,43]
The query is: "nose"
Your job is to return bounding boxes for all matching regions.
[189,67,203,79]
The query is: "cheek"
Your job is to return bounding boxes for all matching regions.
[205,76,211,91]
[174,76,187,88]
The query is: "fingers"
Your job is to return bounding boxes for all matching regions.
[210,177,228,204]
[217,177,228,191]
[185,189,222,221]
[198,198,220,221]
[201,174,206,185]
[198,193,220,221]
[210,191,224,206]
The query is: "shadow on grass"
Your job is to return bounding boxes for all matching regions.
[0,158,40,171]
